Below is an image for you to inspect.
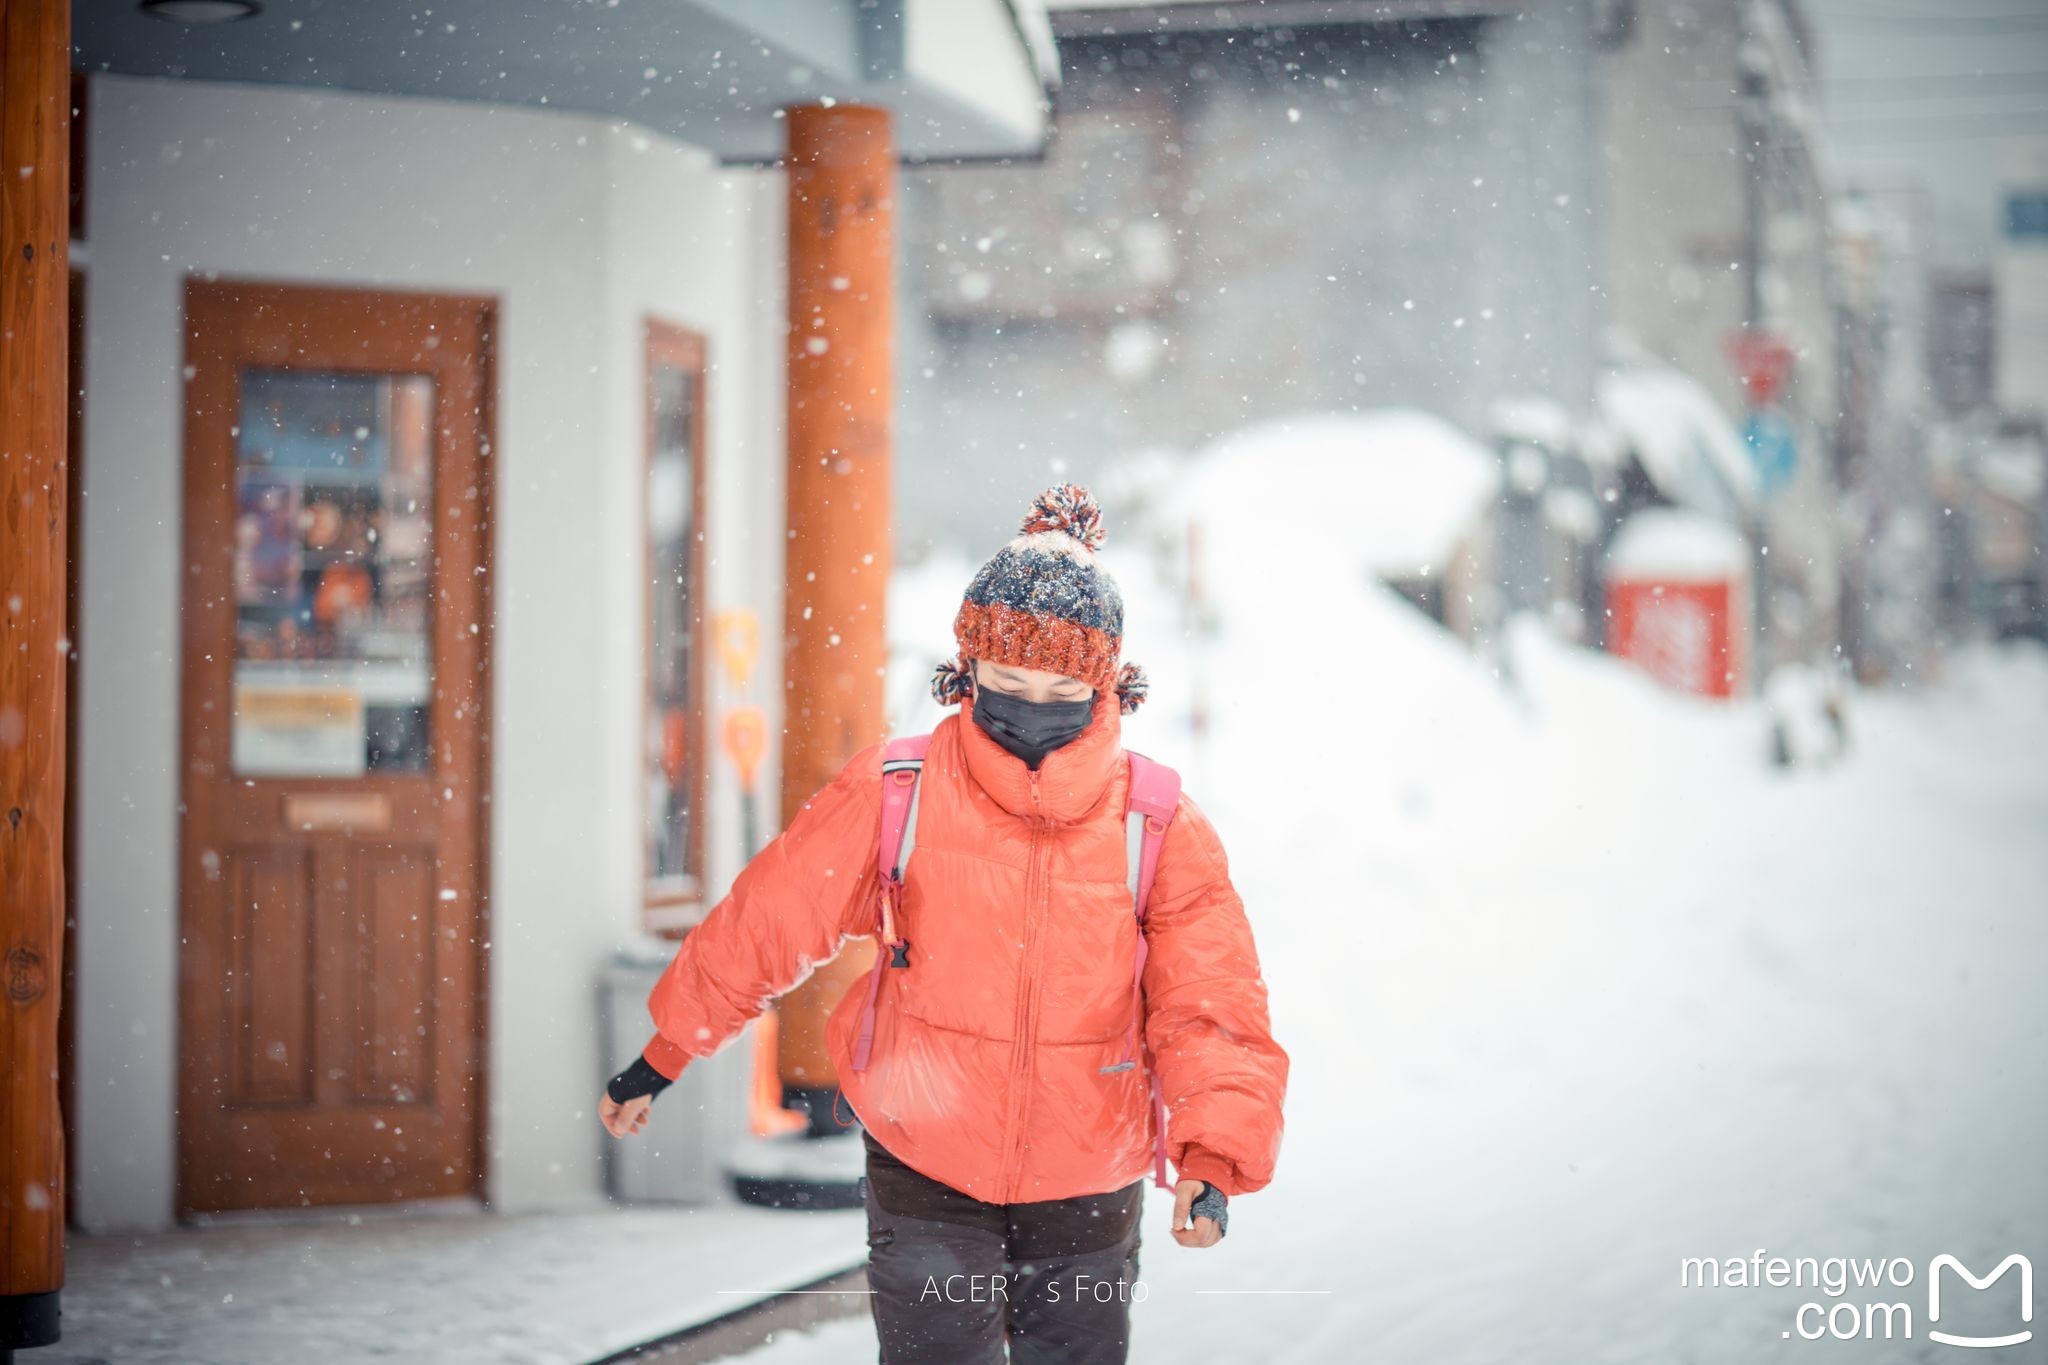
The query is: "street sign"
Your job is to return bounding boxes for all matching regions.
[1726,329,1796,407]
[1742,408,1797,497]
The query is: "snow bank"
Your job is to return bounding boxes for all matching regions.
[1178,410,1501,578]
[1604,507,1750,581]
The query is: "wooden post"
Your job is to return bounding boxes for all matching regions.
[1,0,72,1353]
[776,103,895,1133]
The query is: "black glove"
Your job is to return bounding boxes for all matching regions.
[1190,1179,1228,1238]
[605,1055,675,1105]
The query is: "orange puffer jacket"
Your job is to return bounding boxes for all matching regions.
[641,687,1288,1203]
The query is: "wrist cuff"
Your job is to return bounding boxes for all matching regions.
[1175,1150,1237,1195]
[606,1055,675,1104]
[642,1032,692,1080]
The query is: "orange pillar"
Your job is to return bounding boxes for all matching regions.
[0,0,72,1351]
[776,104,895,1131]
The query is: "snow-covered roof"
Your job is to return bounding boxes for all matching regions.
[1977,438,2046,506]
[1595,366,1758,522]
[1488,396,1580,454]
[1183,410,1500,578]
[1605,507,1750,582]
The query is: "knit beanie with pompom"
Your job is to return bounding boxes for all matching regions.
[929,484,1150,715]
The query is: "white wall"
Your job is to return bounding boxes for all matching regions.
[72,75,784,1231]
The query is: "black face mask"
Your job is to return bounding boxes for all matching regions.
[972,684,1095,769]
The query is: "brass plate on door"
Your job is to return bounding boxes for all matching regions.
[283,791,391,833]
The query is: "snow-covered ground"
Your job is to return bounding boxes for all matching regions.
[47,511,2045,1365]
[735,522,2048,1362]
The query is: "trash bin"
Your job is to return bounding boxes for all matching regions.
[600,946,757,1204]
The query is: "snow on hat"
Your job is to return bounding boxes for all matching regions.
[931,484,1150,714]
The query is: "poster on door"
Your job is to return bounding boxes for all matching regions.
[232,681,366,777]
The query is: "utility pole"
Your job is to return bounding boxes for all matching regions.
[1735,16,1773,686]
[1738,45,1766,331]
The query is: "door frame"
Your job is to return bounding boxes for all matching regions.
[60,264,83,1227]
[174,277,497,1215]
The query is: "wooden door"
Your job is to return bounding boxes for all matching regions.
[178,281,493,1215]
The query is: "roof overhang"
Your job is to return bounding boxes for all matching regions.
[75,0,1056,165]
[1044,0,1526,38]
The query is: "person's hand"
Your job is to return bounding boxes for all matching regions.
[1171,1178,1223,1248]
[599,1093,652,1139]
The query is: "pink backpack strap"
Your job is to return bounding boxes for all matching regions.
[1101,750,1181,1191]
[876,735,933,888]
[851,734,931,1072]
[1125,752,1180,922]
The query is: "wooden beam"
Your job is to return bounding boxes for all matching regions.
[775,104,895,1128]
[1,0,72,1351]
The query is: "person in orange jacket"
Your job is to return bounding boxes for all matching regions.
[600,484,1288,1364]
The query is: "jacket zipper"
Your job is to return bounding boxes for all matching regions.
[998,771,1051,1203]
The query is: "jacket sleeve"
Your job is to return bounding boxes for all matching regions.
[638,741,887,1080]
[1141,791,1290,1197]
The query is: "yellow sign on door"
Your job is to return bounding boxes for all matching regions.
[713,608,761,691]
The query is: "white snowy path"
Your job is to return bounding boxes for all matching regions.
[1151,633,2048,1365]
[728,555,2048,1362]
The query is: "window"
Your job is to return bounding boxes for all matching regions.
[231,369,437,777]
[644,322,709,923]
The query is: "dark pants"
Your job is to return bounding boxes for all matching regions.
[859,1129,1144,1364]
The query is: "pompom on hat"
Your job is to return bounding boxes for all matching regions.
[933,483,1150,714]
